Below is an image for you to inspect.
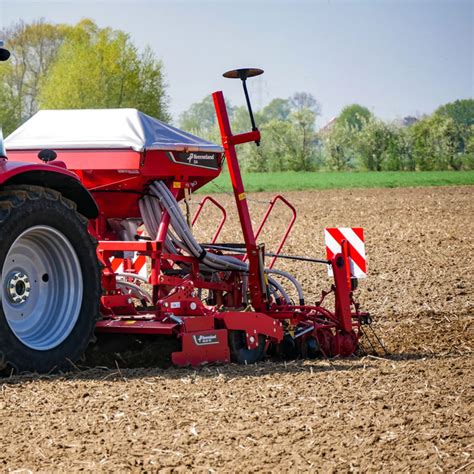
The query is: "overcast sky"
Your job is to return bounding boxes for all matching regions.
[1,0,473,127]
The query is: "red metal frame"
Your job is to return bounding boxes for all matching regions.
[192,195,227,243]
[247,194,297,269]
[212,91,268,311]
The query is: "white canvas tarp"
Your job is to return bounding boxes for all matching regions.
[5,108,223,153]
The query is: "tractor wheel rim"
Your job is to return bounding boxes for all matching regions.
[1,225,83,351]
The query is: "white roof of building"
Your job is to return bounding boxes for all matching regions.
[5,108,223,153]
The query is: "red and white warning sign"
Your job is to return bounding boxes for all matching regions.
[111,253,148,280]
[324,227,367,278]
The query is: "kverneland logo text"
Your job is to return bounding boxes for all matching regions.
[193,334,219,346]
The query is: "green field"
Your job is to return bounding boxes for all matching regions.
[199,170,474,193]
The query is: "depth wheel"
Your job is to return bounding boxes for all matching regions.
[0,186,101,373]
[228,330,266,364]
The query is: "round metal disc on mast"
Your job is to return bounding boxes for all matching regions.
[222,68,264,80]
[222,68,264,144]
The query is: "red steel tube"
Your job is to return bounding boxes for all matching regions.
[252,194,297,269]
[212,90,266,310]
[192,195,227,244]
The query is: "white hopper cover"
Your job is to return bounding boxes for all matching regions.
[5,108,223,153]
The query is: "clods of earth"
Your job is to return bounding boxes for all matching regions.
[1,186,472,472]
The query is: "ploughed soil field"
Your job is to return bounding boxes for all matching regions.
[1,186,473,472]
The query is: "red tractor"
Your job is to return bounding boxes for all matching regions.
[0,42,101,372]
[3,57,371,373]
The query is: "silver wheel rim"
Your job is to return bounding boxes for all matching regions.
[1,225,83,351]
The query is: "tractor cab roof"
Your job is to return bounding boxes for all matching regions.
[5,108,223,154]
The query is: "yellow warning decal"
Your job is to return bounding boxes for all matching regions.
[173,181,181,188]
[238,192,246,201]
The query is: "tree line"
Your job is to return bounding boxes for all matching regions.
[0,19,169,136]
[180,96,474,172]
[1,20,472,173]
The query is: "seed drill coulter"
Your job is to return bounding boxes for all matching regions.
[3,62,371,372]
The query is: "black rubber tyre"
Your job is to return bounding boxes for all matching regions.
[228,330,266,364]
[0,185,101,373]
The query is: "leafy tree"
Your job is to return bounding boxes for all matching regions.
[238,103,320,172]
[323,122,356,171]
[356,117,400,171]
[238,135,270,172]
[287,108,319,171]
[290,92,321,116]
[338,104,372,131]
[178,94,236,144]
[433,99,474,159]
[464,125,474,169]
[262,120,294,171]
[409,113,467,170]
[39,19,169,121]
[410,116,434,170]
[435,99,474,126]
[179,94,219,136]
[0,19,69,135]
[258,98,291,124]
[394,126,416,171]
[231,105,252,134]
[321,104,371,171]
[266,94,321,171]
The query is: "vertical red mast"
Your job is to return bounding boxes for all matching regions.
[212,68,267,310]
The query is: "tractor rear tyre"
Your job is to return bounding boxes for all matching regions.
[0,186,101,373]
[228,330,266,364]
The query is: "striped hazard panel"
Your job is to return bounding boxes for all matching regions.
[324,227,367,278]
[111,254,148,279]
[110,228,148,279]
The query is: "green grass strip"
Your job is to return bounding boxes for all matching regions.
[198,170,474,194]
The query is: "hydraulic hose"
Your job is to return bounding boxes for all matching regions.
[137,180,305,304]
[268,276,290,304]
[266,268,304,305]
[151,182,247,272]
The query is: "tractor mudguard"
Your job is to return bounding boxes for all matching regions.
[0,159,98,218]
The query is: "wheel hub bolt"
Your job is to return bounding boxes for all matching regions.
[6,272,31,305]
